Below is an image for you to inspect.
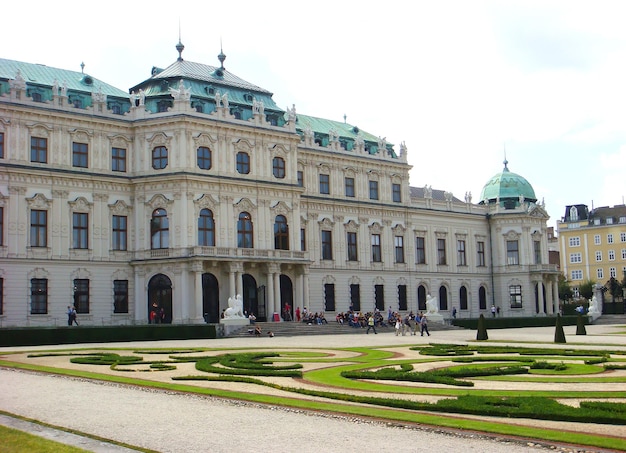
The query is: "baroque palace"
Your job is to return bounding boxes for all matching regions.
[0,44,559,327]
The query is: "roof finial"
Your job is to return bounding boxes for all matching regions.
[503,143,509,170]
[343,114,347,123]
[176,19,185,61]
[80,62,85,74]
[218,38,226,70]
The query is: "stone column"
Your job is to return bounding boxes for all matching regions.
[274,271,281,320]
[193,263,204,323]
[303,267,310,311]
[538,281,545,315]
[267,270,275,320]
[134,267,146,323]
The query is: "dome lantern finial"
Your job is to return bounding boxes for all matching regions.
[218,39,226,70]
[176,20,185,61]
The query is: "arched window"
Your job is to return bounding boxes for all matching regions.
[479,286,487,310]
[236,152,250,174]
[439,285,448,311]
[237,212,253,248]
[198,209,215,246]
[569,206,579,221]
[274,215,289,250]
[152,146,168,169]
[459,286,468,310]
[150,208,169,249]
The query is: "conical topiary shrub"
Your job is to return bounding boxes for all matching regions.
[476,314,488,341]
[576,313,587,335]
[554,313,566,343]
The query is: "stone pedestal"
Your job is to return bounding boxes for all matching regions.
[425,313,445,324]
[219,317,249,336]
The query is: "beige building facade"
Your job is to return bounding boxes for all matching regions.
[0,49,558,327]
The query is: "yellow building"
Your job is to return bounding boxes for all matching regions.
[558,204,626,298]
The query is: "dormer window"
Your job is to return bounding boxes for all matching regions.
[205,86,215,95]
[569,206,579,221]
[244,93,253,102]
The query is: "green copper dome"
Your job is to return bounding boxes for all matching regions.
[479,160,537,205]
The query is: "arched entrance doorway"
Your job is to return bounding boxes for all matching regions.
[148,274,172,324]
[242,274,261,320]
[202,273,219,323]
[417,285,427,311]
[280,275,294,320]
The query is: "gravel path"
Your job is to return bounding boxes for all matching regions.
[1,324,624,452]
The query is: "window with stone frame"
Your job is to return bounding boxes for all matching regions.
[114,280,129,313]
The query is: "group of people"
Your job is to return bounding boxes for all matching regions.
[66,305,78,326]
[392,311,430,336]
[301,310,328,325]
[150,303,166,324]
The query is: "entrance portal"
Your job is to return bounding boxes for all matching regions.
[148,274,172,324]
[202,273,219,323]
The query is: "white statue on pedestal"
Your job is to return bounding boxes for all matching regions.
[588,295,601,315]
[426,294,439,315]
[224,294,245,319]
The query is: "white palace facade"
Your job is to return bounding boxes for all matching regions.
[0,45,559,327]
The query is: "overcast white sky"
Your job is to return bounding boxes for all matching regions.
[4,0,626,228]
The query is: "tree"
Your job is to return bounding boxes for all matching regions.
[606,277,623,302]
[557,273,573,302]
[476,314,488,341]
[579,280,595,300]
[554,314,566,344]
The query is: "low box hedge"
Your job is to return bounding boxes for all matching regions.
[0,324,217,347]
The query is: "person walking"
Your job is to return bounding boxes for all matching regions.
[491,305,497,318]
[67,306,73,326]
[366,314,377,334]
[420,314,430,336]
[394,315,402,336]
[70,306,79,326]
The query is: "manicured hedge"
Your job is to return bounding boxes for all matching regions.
[0,324,217,347]
[451,315,587,330]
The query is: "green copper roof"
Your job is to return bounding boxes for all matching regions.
[479,160,537,204]
[0,58,129,98]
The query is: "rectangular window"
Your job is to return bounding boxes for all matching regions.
[569,236,580,247]
[595,251,602,261]
[72,142,88,168]
[621,232,626,242]
[72,212,88,249]
[457,240,466,266]
[297,171,304,187]
[509,285,522,308]
[300,228,306,252]
[571,270,583,280]
[534,240,541,264]
[345,177,355,197]
[609,250,615,260]
[398,285,407,311]
[369,180,379,200]
[506,240,519,265]
[392,183,401,202]
[319,174,330,194]
[30,210,47,247]
[347,232,358,261]
[321,230,333,260]
[622,249,626,260]
[371,234,381,262]
[477,241,485,266]
[324,283,336,311]
[607,218,614,225]
[0,206,3,246]
[608,234,614,244]
[111,147,127,172]
[114,280,129,313]
[597,268,604,279]
[31,137,48,163]
[610,267,617,278]
[570,252,582,263]
[437,238,447,265]
[394,235,404,263]
[416,237,426,264]
[0,131,4,158]
[73,279,89,313]
[112,215,127,251]
[31,278,48,314]
[594,234,601,245]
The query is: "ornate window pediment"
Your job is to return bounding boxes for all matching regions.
[234,138,254,152]
[194,133,217,148]
[369,222,383,234]
[145,194,173,210]
[392,223,406,234]
[344,219,359,232]
[504,230,520,240]
[146,132,171,148]
[27,193,52,209]
[108,200,132,216]
[109,134,132,148]
[27,123,54,137]
[194,194,218,212]
[319,217,334,228]
[68,129,93,143]
[69,196,93,213]
[234,197,256,213]
[270,200,291,216]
